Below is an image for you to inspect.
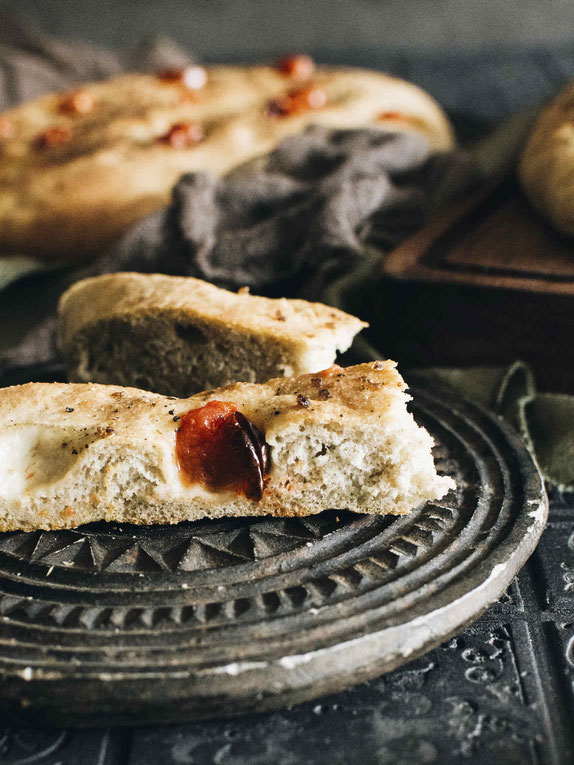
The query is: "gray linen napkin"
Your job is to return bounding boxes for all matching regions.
[93,126,478,298]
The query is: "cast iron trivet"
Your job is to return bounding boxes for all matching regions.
[0,368,546,726]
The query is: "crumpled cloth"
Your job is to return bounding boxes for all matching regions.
[94,126,478,298]
[414,364,574,491]
[0,124,478,368]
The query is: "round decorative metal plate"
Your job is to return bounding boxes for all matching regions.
[0,368,547,726]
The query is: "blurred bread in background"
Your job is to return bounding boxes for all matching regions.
[520,81,574,237]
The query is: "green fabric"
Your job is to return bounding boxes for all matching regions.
[411,365,573,491]
[470,107,539,177]
[526,393,574,491]
[411,367,574,491]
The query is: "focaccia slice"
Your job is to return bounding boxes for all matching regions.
[0,362,454,532]
[58,273,367,396]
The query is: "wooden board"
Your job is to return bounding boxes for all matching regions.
[376,175,574,391]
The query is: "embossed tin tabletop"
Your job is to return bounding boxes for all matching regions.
[0,367,547,726]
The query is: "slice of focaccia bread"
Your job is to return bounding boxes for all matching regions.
[0,362,453,532]
[58,273,367,396]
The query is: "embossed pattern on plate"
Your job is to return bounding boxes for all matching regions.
[0,370,547,725]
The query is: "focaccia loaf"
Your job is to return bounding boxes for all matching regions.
[0,362,454,531]
[0,62,454,259]
[58,273,367,396]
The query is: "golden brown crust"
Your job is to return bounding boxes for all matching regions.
[519,83,574,236]
[0,66,454,259]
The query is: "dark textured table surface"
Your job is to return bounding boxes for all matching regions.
[0,489,572,763]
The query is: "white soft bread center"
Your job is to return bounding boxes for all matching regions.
[0,422,216,508]
[0,426,82,501]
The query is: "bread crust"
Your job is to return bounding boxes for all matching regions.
[0,362,454,531]
[520,82,574,236]
[0,65,454,259]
